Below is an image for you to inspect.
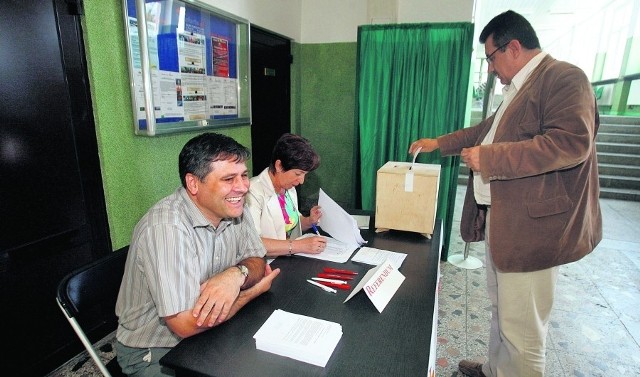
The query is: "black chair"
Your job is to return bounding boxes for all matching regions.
[56,246,129,376]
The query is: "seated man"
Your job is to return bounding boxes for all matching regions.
[115,132,280,376]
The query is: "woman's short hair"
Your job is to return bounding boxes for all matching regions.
[269,133,320,173]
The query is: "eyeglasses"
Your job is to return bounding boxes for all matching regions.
[485,40,511,64]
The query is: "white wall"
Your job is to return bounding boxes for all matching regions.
[301,0,368,43]
[397,0,474,24]
[200,0,303,40]
[201,0,474,43]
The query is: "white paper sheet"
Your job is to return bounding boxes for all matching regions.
[351,247,407,268]
[410,146,422,169]
[295,234,357,263]
[253,309,342,367]
[318,189,366,247]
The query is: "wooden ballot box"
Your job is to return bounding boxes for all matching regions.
[375,161,440,237]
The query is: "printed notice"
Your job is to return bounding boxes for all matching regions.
[253,309,342,367]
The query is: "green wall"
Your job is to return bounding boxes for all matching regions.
[296,42,358,209]
[291,42,302,136]
[83,0,251,249]
[82,1,358,248]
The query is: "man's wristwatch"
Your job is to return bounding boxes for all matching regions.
[235,264,249,281]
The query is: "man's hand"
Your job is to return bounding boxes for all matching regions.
[210,263,281,326]
[165,263,280,338]
[243,264,280,300]
[461,146,481,172]
[408,138,439,155]
[192,268,243,327]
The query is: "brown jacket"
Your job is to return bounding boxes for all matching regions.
[438,55,602,272]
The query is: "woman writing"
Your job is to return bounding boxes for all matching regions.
[247,133,327,257]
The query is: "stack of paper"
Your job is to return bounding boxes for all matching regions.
[253,309,342,367]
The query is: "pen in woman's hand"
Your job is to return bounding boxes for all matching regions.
[311,224,321,236]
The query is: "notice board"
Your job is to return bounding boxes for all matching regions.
[123,0,251,136]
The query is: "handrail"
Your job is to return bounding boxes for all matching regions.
[591,72,640,86]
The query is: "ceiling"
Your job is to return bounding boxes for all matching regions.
[473,0,615,47]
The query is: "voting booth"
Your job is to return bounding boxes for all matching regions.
[375,161,440,237]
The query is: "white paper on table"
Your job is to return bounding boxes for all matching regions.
[318,189,366,247]
[351,246,407,268]
[253,309,343,367]
[295,234,357,263]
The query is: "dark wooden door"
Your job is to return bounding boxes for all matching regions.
[250,26,292,175]
[0,0,111,375]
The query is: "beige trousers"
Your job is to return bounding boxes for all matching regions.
[481,209,559,377]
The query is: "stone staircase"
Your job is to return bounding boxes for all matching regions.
[597,115,640,200]
[457,115,640,201]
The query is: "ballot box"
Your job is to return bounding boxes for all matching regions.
[375,161,440,237]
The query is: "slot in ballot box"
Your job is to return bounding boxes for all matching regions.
[375,161,440,237]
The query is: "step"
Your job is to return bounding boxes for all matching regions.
[597,133,640,144]
[598,163,640,178]
[599,187,640,201]
[599,124,640,135]
[596,142,640,155]
[599,174,640,190]
[600,115,640,126]
[597,152,640,165]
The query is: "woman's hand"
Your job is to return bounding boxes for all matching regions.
[308,205,322,224]
[294,236,326,254]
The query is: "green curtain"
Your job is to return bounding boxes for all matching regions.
[355,23,473,259]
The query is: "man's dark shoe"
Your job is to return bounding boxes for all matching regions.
[458,359,487,377]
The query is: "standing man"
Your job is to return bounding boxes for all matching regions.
[116,132,280,376]
[409,10,602,377]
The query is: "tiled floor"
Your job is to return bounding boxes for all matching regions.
[49,185,640,376]
[47,332,117,376]
[437,186,640,376]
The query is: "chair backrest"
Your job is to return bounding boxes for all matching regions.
[56,246,129,376]
[58,246,128,318]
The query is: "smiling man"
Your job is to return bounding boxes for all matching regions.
[409,10,601,377]
[116,132,280,376]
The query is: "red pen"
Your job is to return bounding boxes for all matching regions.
[317,273,354,280]
[315,281,351,290]
[323,267,358,275]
